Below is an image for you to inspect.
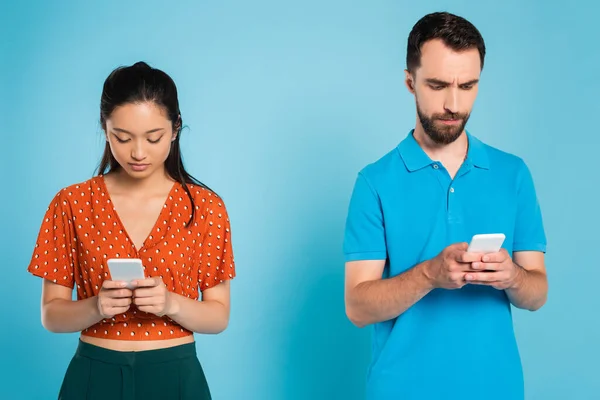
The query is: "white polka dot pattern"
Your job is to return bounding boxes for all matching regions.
[27,176,236,341]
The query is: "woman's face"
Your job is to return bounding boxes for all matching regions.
[104,102,176,180]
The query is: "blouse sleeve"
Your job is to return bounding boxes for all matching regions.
[27,189,78,288]
[197,195,236,291]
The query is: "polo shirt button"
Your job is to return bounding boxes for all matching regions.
[450,187,455,193]
[433,164,439,169]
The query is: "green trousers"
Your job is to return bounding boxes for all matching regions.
[58,340,211,400]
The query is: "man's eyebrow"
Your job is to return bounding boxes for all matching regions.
[425,78,451,85]
[424,78,479,86]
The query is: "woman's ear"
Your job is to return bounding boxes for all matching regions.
[172,115,181,142]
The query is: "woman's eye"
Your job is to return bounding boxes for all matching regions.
[115,136,130,143]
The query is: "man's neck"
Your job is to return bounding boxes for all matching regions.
[412,124,469,164]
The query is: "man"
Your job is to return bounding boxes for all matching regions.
[343,12,548,400]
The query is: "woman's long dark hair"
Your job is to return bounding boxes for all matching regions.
[96,61,211,226]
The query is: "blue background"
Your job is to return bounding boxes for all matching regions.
[2,1,599,399]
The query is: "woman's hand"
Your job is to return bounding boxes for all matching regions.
[131,277,173,317]
[97,280,133,319]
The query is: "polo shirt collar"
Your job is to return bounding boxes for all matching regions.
[397,129,490,172]
[465,133,490,170]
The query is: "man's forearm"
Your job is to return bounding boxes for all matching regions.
[506,264,548,311]
[346,261,434,327]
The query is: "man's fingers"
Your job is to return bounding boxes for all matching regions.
[448,261,478,272]
[471,262,503,271]
[454,242,469,251]
[465,272,502,282]
[456,251,483,263]
[481,251,508,263]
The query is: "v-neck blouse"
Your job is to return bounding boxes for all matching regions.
[27,176,236,340]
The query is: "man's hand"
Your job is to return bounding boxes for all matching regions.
[465,248,523,290]
[424,243,484,289]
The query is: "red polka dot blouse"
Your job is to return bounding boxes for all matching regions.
[27,176,236,340]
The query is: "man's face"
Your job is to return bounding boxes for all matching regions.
[406,39,481,145]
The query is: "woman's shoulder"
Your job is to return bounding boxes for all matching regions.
[184,183,231,221]
[49,176,104,204]
[186,183,224,204]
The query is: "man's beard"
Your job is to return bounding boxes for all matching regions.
[416,101,470,145]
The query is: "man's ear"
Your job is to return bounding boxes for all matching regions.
[404,69,416,94]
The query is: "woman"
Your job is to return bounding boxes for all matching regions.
[27,61,235,399]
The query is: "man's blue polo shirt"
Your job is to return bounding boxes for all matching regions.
[343,130,546,400]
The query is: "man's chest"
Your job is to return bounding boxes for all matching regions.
[380,172,518,271]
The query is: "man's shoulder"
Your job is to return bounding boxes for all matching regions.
[477,138,529,173]
[357,146,403,186]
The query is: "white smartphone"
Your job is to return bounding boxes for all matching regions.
[467,233,506,254]
[107,258,146,289]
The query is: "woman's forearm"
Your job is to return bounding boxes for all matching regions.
[42,297,103,333]
[166,293,229,334]
[43,290,229,335]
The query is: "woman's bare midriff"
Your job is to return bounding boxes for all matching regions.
[80,334,195,351]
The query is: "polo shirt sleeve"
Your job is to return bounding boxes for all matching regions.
[513,160,547,253]
[343,172,387,262]
[27,189,77,288]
